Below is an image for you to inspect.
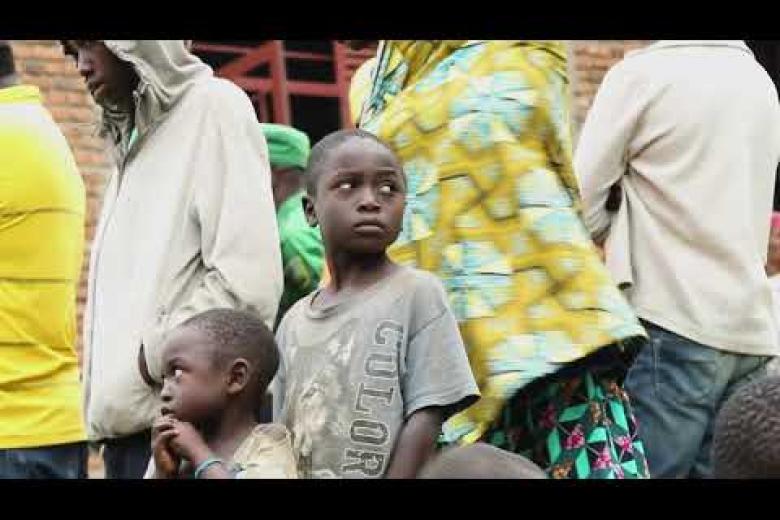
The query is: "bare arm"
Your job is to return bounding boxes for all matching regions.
[385,407,443,479]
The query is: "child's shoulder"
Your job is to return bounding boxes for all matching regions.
[248,423,293,445]
[235,423,295,460]
[396,266,448,300]
[276,291,316,331]
[389,267,454,330]
[233,423,299,479]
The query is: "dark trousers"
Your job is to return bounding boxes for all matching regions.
[0,441,87,479]
[102,429,152,479]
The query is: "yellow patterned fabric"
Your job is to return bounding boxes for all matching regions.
[357,40,645,444]
[348,57,376,126]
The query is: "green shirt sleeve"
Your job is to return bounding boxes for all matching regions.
[277,192,325,319]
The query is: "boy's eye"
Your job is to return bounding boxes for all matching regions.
[338,181,353,191]
[173,368,183,380]
[378,184,396,194]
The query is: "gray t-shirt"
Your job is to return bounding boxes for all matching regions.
[272,266,479,479]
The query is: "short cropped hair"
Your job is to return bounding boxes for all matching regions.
[305,128,397,196]
[419,443,548,479]
[179,308,279,393]
[713,375,780,478]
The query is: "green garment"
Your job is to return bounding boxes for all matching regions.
[276,191,324,325]
[260,123,310,169]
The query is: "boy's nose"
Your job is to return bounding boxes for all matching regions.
[160,382,173,402]
[357,188,381,211]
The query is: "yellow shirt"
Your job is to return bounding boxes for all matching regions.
[0,85,87,448]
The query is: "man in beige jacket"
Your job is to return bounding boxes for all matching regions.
[575,40,780,478]
[63,40,283,478]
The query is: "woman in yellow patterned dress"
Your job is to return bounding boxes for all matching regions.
[352,40,649,479]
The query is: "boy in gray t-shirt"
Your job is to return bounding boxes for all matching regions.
[272,129,479,479]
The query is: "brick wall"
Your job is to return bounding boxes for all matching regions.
[9,40,111,365]
[569,40,650,133]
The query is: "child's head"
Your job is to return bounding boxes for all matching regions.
[303,129,406,257]
[713,375,780,478]
[419,443,547,479]
[159,308,279,427]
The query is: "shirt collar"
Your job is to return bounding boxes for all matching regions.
[637,40,752,57]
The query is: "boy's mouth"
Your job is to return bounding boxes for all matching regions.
[353,219,386,234]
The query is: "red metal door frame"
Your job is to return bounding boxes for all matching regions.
[192,40,376,127]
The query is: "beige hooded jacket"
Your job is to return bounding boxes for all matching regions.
[83,41,282,440]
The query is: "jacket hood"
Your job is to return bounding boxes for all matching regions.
[99,40,213,161]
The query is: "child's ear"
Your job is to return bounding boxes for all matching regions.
[226,358,250,394]
[302,193,318,228]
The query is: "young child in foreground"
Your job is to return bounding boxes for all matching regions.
[272,129,480,479]
[147,309,298,478]
[419,443,547,479]
[713,375,780,478]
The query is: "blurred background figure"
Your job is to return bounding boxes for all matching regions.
[0,40,88,478]
[354,40,648,479]
[576,40,780,478]
[712,375,780,478]
[259,123,324,326]
[419,443,547,479]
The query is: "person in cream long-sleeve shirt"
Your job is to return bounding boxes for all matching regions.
[575,40,780,478]
[63,40,283,478]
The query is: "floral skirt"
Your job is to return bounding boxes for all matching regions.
[483,362,650,479]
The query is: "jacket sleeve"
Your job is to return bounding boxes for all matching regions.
[143,85,283,383]
[574,63,649,241]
